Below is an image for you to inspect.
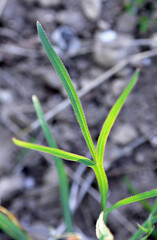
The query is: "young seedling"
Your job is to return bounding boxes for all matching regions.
[124,177,157,239]
[13,22,157,239]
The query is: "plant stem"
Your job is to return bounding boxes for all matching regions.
[93,164,108,211]
[33,96,73,232]
[54,159,73,232]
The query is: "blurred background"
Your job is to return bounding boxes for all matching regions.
[0,0,157,239]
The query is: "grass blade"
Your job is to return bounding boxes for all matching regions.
[130,199,157,240]
[13,138,95,167]
[32,95,73,232]
[105,189,157,218]
[0,206,32,240]
[124,176,152,212]
[130,216,157,240]
[36,21,96,162]
[96,70,139,165]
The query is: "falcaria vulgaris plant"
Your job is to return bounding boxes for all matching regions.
[13,22,157,239]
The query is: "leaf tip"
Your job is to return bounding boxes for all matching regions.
[12,137,17,144]
[32,95,38,103]
[36,21,43,34]
[36,21,40,28]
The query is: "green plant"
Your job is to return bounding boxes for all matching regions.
[0,206,32,240]
[125,0,157,33]
[12,22,157,239]
[32,95,73,233]
[124,176,157,239]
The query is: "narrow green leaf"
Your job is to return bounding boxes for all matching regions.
[130,200,157,240]
[13,138,95,167]
[105,189,157,218]
[151,199,157,215]
[36,21,96,162]
[130,216,157,240]
[93,165,108,211]
[32,95,73,232]
[124,176,152,212]
[0,213,30,240]
[97,70,139,165]
[137,224,150,234]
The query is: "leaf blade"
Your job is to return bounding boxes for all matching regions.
[13,138,95,167]
[105,189,157,217]
[32,95,73,232]
[97,70,139,165]
[37,21,96,162]
[0,207,32,240]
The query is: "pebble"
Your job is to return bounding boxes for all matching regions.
[0,128,14,171]
[141,58,151,66]
[103,143,122,169]
[93,31,137,67]
[0,89,13,103]
[43,167,59,186]
[51,26,81,55]
[148,134,157,148]
[85,103,106,127]
[38,0,61,7]
[24,176,35,189]
[98,30,117,43]
[0,174,24,200]
[111,123,138,146]
[116,12,137,33]
[111,79,126,97]
[81,0,102,21]
[33,67,62,91]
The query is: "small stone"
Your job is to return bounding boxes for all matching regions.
[24,177,35,189]
[148,134,157,148]
[117,12,137,33]
[81,0,102,21]
[111,79,126,97]
[135,152,145,164]
[116,67,132,78]
[93,31,137,67]
[111,123,138,146]
[98,30,117,43]
[0,89,13,103]
[33,67,62,91]
[43,167,59,186]
[0,174,24,200]
[38,0,61,7]
[51,26,81,55]
[103,143,122,169]
[141,58,151,66]
[85,103,106,127]
[97,20,110,31]
[0,128,14,171]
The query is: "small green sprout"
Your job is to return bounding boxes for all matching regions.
[12,22,157,239]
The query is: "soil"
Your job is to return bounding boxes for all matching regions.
[0,0,157,240]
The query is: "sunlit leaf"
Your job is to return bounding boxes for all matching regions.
[37,21,96,162]
[97,70,139,165]
[32,95,73,232]
[105,188,157,219]
[0,206,32,240]
[13,138,95,167]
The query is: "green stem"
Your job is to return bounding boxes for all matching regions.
[54,160,73,232]
[93,164,108,211]
[33,96,73,232]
